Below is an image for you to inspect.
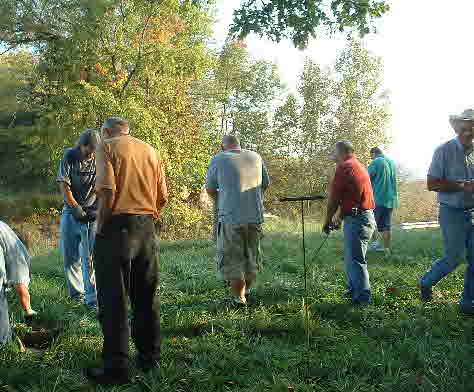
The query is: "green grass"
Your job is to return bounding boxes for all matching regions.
[1,223,473,392]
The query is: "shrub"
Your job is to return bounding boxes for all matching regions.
[0,193,63,223]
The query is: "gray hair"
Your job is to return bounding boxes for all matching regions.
[102,117,130,133]
[222,135,240,148]
[335,140,354,155]
[77,129,101,150]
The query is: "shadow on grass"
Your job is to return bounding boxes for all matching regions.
[30,251,64,283]
[161,239,213,253]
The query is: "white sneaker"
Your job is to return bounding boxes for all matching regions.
[233,296,247,305]
[369,241,382,251]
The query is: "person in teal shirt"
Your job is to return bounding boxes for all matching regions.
[367,147,399,252]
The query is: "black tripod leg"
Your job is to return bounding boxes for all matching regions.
[301,200,306,293]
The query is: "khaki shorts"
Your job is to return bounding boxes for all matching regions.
[217,223,263,281]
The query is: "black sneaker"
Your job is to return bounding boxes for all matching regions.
[85,302,98,310]
[245,290,258,305]
[352,300,372,307]
[85,367,131,386]
[419,284,433,302]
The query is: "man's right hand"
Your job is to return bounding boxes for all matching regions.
[72,205,87,221]
[322,222,332,235]
[463,181,474,193]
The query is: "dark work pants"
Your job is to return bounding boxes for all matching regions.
[94,214,160,370]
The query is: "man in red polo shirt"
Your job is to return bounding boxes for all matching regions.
[323,140,376,306]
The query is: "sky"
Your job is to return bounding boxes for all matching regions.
[212,1,474,178]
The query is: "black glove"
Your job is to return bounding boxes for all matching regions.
[322,223,340,235]
[72,205,87,221]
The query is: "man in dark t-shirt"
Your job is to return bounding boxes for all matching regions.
[323,140,376,305]
[57,129,100,308]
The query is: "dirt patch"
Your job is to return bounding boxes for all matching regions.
[21,328,58,349]
[10,218,59,251]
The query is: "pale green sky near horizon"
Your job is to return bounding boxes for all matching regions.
[213,1,474,178]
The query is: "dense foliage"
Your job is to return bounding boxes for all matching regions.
[0,1,390,234]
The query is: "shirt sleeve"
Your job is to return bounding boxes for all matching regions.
[95,143,116,192]
[367,160,377,182]
[3,232,30,287]
[156,158,168,212]
[0,247,5,288]
[205,157,218,190]
[262,161,270,189]
[57,152,72,185]
[427,146,445,178]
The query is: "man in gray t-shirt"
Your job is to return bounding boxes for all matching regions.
[206,135,270,305]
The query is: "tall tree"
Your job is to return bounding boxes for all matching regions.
[204,40,284,150]
[271,93,299,157]
[0,0,216,234]
[266,39,390,204]
[230,0,390,49]
[332,39,391,164]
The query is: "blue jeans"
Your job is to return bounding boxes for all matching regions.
[420,205,474,313]
[60,212,97,306]
[343,211,376,304]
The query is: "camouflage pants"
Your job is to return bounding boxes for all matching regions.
[217,223,263,281]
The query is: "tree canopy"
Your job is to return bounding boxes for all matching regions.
[0,1,393,234]
[230,0,390,48]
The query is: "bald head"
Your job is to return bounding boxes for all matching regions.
[330,140,355,163]
[222,135,240,151]
[101,117,130,138]
[335,140,354,155]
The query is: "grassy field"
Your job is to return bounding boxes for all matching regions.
[0,220,473,392]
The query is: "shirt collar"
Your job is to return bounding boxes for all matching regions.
[73,147,94,162]
[456,137,473,155]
